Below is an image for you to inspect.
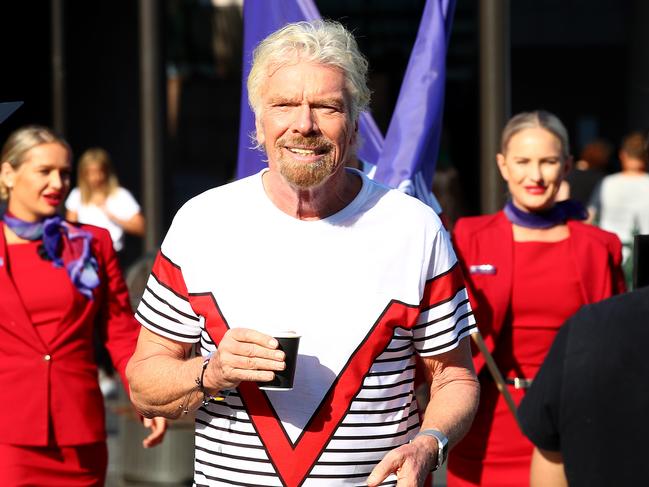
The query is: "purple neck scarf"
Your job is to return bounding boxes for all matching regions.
[2,212,100,299]
[503,199,588,229]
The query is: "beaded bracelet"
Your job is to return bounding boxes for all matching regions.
[197,351,229,406]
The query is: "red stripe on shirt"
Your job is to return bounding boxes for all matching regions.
[151,250,190,299]
[421,263,466,309]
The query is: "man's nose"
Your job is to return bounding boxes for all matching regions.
[292,104,319,135]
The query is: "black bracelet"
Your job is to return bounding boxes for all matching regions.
[197,351,227,406]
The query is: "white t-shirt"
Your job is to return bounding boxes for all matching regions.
[136,168,476,486]
[593,173,649,259]
[65,187,141,252]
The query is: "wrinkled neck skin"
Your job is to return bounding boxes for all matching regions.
[262,167,361,220]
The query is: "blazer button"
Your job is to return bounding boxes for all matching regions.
[44,354,52,361]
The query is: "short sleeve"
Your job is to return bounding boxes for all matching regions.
[134,207,202,343]
[518,320,571,451]
[414,227,477,356]
[109,188,141,220]
[65,188,81,212]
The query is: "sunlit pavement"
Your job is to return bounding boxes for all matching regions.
[105,385,193,487]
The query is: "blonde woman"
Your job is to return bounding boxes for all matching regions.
[447,111,626,487]
[0,126,165,485]
[65,148,145,253]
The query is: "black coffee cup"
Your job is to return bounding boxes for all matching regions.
[258,332,300,391]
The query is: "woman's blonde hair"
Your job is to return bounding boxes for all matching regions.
[501,110,570,160]
[76,147,119,203]
[0,125,71,200]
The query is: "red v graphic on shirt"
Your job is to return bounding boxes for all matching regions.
[189,292,418,487]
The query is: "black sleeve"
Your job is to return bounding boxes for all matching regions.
[517,319,572,451]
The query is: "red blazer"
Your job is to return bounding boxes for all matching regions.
[0,222,139,446]
[452,211,626,374]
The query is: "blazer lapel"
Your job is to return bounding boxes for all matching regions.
[478,212,514,353]
[567,222,609,304]
[0,223,48,352]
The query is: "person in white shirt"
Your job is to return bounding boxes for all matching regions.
[125,20,479,487]
[590,132,649,283]
[65,147,145,253]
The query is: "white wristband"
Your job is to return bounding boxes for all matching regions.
[412,429,448,471]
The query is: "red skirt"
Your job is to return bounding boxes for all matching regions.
[447,379,532,487]
[0,442,107,487]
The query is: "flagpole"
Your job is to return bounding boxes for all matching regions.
[470,332,520,428]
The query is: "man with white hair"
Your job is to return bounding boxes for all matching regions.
[126,20,479,486]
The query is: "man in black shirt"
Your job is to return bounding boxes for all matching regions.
[518,286,649,486]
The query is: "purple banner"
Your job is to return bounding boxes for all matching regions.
[373,0,455,209]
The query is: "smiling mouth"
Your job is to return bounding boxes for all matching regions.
[43,194,62,204]
[286,147,324,155]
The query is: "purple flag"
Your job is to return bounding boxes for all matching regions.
[236,0,319,179]
[236,0,384,179]
[373,0,455,211]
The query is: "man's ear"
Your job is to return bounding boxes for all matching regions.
[496,153,509,182]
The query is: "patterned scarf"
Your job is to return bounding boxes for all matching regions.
[503,199,589,229]
[2,212,100,299]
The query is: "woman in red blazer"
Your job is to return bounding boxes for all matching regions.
[0,126,166,486]
[446,111,625,487]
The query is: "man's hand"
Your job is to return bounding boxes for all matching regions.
[204,328,286,391]
[366,435,436,486]
[142,416,168,448]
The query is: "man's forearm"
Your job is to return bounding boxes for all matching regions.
[418,338,481,449]
[420,376,480,448]
[127,352,207,419]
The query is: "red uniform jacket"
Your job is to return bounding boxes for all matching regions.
[0,222,139,446]
[452,211,626,374]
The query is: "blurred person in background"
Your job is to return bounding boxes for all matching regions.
[65,147,145,256]
[589,131,649,286]
[447,110,625,487]
[565,138,611,207]
[65,147,146,397]
[0,126,165,486]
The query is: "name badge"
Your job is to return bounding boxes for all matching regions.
[469,264,496,275]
